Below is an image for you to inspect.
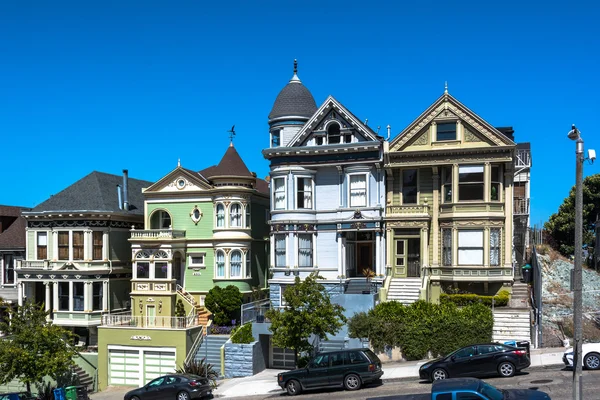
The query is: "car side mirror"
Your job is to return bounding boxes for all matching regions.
[450,355,456,362]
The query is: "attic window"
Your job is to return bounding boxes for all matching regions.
[436,122,457,141]
[327,123,341,144]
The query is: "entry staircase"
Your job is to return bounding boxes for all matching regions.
[72,364,94,392]
[176,285,211,326]
[386,278,421,304]
[492,282,531,343]
[195,334,229,377]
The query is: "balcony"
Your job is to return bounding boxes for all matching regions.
[101,312,199,329]
[386,204,430,219]
[17,260,113,271]
[515,149,531,169]
[514,198,530,216]
[18,260,49,270]
[130,229,186,240]
[131,279,177,293]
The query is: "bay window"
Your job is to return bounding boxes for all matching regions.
[93,282,103,311]
[136,262,150,279]
[349,174,367,207]
[275,234,286,268]
[58,282,69,311]
[58,232,69,260]
[72,231,84,260]
[230,203,242,227]
[442,167,452,203]
[155,262,168,279]
[230,250,242,278]
[216,251,225,278]
[245,204,251,228]
[402,169,418,204]
[458,230,484,265]
[73,282,84,311]
[298,234,313,268]
[273,177,286,210]
[297,178,313,209]
[458,165,484,201]
[93,231,103,260]
[491,165,502,201]
[246,251,251,278]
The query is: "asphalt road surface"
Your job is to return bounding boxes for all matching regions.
[226,366,600,400]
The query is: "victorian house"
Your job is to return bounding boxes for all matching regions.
[384,89,516,303]
[16,171,150,345]
[97,144,269,389]
[262,62,386,307]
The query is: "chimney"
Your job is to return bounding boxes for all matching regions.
[123,169,129,211]
[117,185,123,210]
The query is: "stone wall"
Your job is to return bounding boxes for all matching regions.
[224,340,265,378]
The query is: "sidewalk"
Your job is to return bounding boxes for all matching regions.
[213,347,566,398]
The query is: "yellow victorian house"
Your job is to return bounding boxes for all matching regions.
[383,89,516,303]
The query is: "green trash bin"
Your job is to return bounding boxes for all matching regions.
[65,386,77,400]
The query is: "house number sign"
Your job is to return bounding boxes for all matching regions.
[131,335,151,341]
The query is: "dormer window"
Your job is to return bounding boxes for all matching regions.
[437,122,457,141]
[327,123,341,144]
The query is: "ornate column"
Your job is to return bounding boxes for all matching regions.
[337,232,343,276]
[421,227,429,269]
[84,281,91,312]
[375,231,382,276]
[103,280,109,312]
[484,162,491,202]
[385,228,392,276]
[17,282,23,306]
[44,282,51,312]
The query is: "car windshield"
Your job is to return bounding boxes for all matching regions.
[479,381,504,400]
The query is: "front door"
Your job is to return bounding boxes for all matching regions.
[146,305,156,327]
[356,243,373,276]
[393,239,407,277]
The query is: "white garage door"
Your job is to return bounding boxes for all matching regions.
[143,350,176,383]
[109,349,141,386]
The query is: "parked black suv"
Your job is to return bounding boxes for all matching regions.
[277,348,383,396]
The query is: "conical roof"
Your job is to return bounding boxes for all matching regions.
[200,144,253,178]
[268,60,317,121]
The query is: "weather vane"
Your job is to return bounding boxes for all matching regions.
[228,125,236,146]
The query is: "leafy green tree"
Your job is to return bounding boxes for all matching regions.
[0,301,77,392]
[545,174,600,257]
[204,285,243,326]
[265,273,347,365]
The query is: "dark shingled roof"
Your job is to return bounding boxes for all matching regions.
[201,145,253,178]
[0,215,26,248]
[31,171,153,215]
[269,80,317,120]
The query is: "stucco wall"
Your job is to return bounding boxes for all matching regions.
[224,341,265,378]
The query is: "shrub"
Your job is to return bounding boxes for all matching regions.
[439,290,509,307]
[209,325,235,335]
[176,358,219,387]
[230,323,254,344]
[205,285,243,326]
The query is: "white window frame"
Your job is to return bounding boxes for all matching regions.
[348,173,368,208]
[490,228,501,266]
[150,210,172,229]
[272,176,287,210]
[215,203,225,228]
[274,234,287,268]
[215,250,226,278]
[458,165,485,202]
[133,260,171,280]
[36,231,48,260]
[229,203,242,228]
[458,230,484,266]
[401,168,419,205]
[295,176,314,210]
[245,250,251,278]
[297,233,314,268]
[188,252,206,269]
[1,254,15,286]
[230,250,242,278]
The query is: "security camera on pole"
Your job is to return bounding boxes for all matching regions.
[567,124,596,400]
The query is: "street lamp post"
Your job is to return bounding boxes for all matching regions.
[567,124,584,400]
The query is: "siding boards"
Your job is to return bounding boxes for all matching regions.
[316,168,339,209]
[316,231,337,271]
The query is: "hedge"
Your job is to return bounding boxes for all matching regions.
[439,290,510,307]
[230,322,254,344]
[348,300,493,360]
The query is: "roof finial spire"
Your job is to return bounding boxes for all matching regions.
[444,81,448,94]
[290,59,300,83]
[177,158,181,167]
[294,59,298,74]
[228,125,236,147]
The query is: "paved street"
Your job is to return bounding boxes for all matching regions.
[224,367,600,400]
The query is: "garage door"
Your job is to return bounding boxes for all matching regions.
[270,336,295,369]
[143,351,176,383]
[109,349,141,386]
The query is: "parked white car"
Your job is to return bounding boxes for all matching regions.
[563,343,600,370]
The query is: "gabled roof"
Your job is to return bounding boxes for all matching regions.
[30,171,152,215]
[287,95,382,148]
[389,92,515,151]
[142,166,213,193]
[201,145,254,179]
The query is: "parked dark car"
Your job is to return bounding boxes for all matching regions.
[123,374,212,400]
[419,343,530,382]
[0,393,35,400]
[277,348,383,396]
[431,378,550,399]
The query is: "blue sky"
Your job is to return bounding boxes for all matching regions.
[1,1,598,225]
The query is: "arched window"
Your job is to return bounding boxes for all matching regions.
[327,123,341,144]
[230,203,242,227]
[150,210,172,229]
[230,250,242,278]
[216,204,225,228]
[216,251,225,278]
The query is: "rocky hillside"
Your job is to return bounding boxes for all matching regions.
[537,246,600,346]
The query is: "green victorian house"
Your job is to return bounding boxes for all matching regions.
[97,144,270,389]
[383,89,517,304]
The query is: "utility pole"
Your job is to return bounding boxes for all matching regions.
[568,125,584,400]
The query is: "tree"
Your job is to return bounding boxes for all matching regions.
[204,285,243,326]
[265,273,347,365]
[545,174,600,258]
[0,301,77,392]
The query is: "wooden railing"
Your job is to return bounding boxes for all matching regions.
[130,229,186,239]
[386,204,430,216]
[101,313,199,329]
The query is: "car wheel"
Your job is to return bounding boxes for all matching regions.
[344,373,361,391]
[286,379,302,396]
[498,361,515,377]
[177,391,191,400]
[131,397,140,400]
[584,352,600,370]
[431,368,448,381]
